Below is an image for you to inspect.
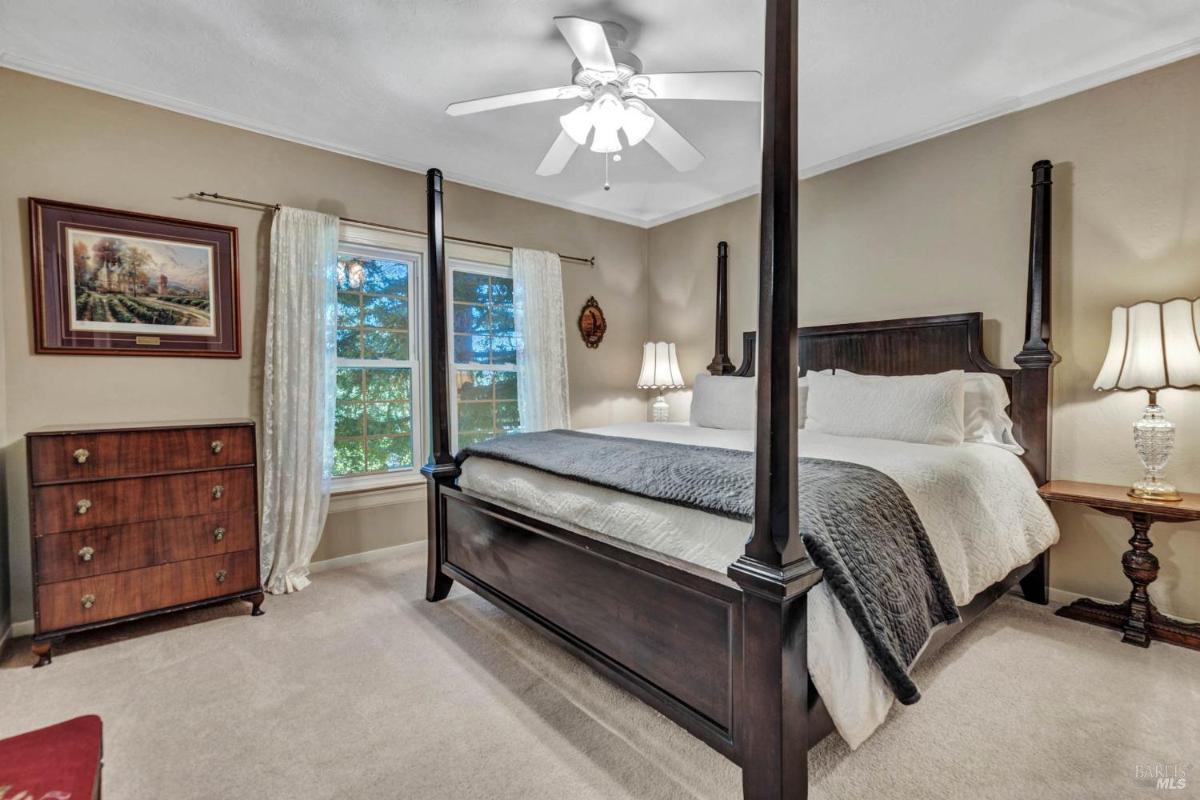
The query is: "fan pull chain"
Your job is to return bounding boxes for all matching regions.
[604,153,611,191]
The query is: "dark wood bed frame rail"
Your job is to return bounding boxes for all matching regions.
[421,2,1057,796]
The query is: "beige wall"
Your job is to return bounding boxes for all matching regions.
[6,53,1200,628]
[311,501,428,565]
[0,68,650,624]
[649,56,1200,621]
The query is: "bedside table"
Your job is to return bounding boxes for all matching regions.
[1039,480,1200,651]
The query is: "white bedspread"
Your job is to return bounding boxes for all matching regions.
[458,422,1059,748]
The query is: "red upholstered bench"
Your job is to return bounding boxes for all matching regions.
[0,715,102,800]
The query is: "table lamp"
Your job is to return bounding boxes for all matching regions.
[637,341,685,422]
[1094,298,1200,501]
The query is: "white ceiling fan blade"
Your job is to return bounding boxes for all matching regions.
[554,16,616,74]
[633,72,761,102]
[643,108,704,172]
[446,85,584,116]
[535,130,579,176]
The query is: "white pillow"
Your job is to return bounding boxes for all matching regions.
[805,370,966,446]
[835,369,1023,453]
[689,373,755,430]
[962,373,1023,454]
[689,371,831,430]
[797,370,831,428]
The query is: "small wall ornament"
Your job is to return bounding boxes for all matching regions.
[578,296,607,349]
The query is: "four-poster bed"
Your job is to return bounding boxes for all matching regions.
[420,1,1058,796]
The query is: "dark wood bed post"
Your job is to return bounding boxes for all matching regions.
[707,241,735,375]
[1014,159,1058,605]
[727,0,822,797]
[422,167,457,603]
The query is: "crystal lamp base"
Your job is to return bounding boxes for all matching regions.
[1129,395,1182,502]
[650,394,670,423]
[1129,477,1182,502]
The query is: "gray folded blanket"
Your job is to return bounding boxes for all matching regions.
[459,429,960,704]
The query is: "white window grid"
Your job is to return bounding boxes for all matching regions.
[332,231,425,490]
[447,259,519,452]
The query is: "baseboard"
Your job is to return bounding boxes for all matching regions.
[309,539,425,575]
[1004,581,1096,605]
[1048,587,1100,607]
[1047,587,1200,625]
[0,544,425,638]
[6,618,35,640]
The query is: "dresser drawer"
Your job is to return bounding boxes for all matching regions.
[36,510,258,584]
[36,550,259,633]
[33,468,256,534]
[29,425,255,485]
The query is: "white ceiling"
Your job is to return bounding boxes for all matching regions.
[2,1,1199,227]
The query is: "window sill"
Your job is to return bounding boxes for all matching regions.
[330,473,426,513]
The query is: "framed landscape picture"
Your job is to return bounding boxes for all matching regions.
[29,198,241,357]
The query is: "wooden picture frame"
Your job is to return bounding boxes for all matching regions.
[577,296,607,349]
[29,198,241,358]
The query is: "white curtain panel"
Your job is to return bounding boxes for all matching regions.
[261,207,339,594]
[512,248,570,431]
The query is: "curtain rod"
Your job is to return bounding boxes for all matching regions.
[190,192,595,267]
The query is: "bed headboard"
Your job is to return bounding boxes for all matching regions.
[710,160,1059,484]
[732,312,1007,380]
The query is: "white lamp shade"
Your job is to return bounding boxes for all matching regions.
[1094,298,1200,391]
[589,123,622,154]
[621,100,655,146]
[559,104,593,146]
[637,342,686,389]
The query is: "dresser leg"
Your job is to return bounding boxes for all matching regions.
[1120,512,1158,647]
[31,640,56,668]
[249,592,265,617]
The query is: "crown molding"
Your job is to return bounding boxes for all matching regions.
[798,34,1200,179]
[0,52,651,229]
[642,184,761,228]
[6,33,1200,228]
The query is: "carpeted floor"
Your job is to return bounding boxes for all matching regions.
[2,547,1197,799]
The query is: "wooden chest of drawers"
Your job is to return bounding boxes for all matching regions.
[27,420,264,667]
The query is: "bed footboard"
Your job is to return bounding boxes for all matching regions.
[436,488,744,754]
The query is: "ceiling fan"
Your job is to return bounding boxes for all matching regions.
[446,16,760,177]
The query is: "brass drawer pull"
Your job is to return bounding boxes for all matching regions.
[211,440,224,454]
[212,485,225,499]
[213,526,226,542]
[77,546,95,562]
[73,448,90,464]
[216,569,228,584]
[75,498,92,515]
[80,593,96,609]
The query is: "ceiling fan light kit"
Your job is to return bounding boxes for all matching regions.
[621,101,654,145]
[557,88,655,157]
[559,104,593,146]
[590,123,623,155]
[445,16,761,185]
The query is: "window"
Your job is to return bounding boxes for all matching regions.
[450,261,522,450]
[333,235,423,482]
